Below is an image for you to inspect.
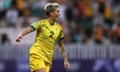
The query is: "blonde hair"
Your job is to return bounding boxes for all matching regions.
[44,3,59,11]
[44,3,59,16]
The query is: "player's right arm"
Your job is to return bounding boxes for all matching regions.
[16,27,33,42]
[16,21,41,42]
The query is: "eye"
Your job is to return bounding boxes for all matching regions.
[56,10,59,13]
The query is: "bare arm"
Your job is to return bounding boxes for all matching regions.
[58,40,70,70]
[16,27,33,42]
[58,41,68,61]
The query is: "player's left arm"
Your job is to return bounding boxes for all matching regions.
[58,40,70,71]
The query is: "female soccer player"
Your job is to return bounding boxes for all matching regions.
[16,3,70,72]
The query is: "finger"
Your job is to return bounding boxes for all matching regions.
[16,37,21,42]
[67,65,70,71]
[66,67,70,72]
[18,36,22,39]
[16,36,22,41]
[65,65,70,71]
[16,39,20,42]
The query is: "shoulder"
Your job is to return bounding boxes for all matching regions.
[32,20,41,25]
[56,23,63,30]
[40,19,49,26]
[33,19,47,25]
[40,19,47,23]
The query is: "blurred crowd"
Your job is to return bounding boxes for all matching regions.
[0,0,120,44]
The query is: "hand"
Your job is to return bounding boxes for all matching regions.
[16,33,23,42]
[64,61,70,71]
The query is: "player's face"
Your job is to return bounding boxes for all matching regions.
[52,8,60,21]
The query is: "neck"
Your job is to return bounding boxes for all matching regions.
[48,17,55,25]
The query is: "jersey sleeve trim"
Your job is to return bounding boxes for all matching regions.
[30,25,36,31]
[58,37,64,42]
[59,37,64,40]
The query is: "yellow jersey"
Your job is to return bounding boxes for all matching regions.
[29,19,64,64]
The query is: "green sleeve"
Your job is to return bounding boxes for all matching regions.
[59,30,64,41]
[31,21,41,30]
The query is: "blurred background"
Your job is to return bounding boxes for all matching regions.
[0,0,120,72]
